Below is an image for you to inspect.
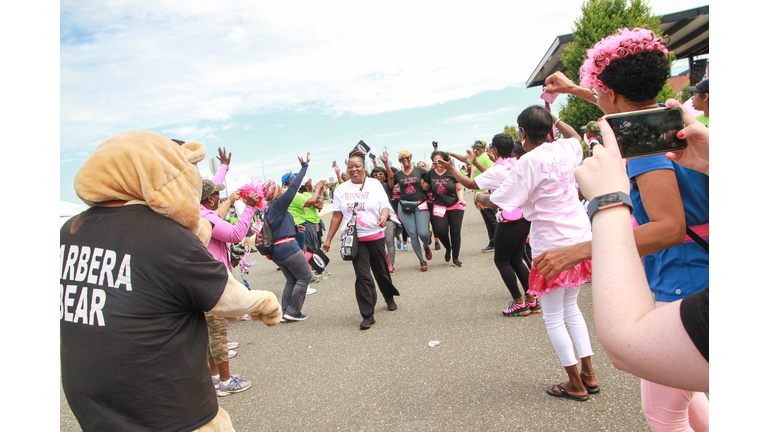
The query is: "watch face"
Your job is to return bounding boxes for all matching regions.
[595,192,622,207]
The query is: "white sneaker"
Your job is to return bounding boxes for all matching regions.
[227,341,239,350]
[306,288,317,295]
[228,350,237,359]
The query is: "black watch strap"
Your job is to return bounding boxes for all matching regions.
[587,191,633,223]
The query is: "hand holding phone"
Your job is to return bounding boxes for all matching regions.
[602,107,687,159]
[432,141,438,149]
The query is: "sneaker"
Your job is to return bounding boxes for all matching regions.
[227,341,239,350]
[481,245,495,253]
[420,260,428,272]
[403,244,409,251]
[397,239,402,249]
[527,297,542,314]
[444,246,452,262]
[238,314,251,321]
[306,288,317,295]
[424,244,432,260]
[309,277,319,284]
[503,301,531,317]
[388,264,395,274]
[283,313,308,321]
[228,350,237,359]
[452,259,463,268]
[435,242,441,250]
[213,373,239,386]
[219,376,252,395]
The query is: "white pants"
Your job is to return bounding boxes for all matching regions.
[541,287,594,367]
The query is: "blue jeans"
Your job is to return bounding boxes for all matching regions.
[398,201,431,260]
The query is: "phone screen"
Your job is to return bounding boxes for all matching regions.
[603,107,687,159]
[332,161,337,167]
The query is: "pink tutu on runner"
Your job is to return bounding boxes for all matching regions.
[529,260,592,297]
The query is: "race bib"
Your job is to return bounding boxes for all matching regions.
[418,201,428,211]
[432,205,446,218]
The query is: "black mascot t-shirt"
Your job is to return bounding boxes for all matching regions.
[60,205,228,432]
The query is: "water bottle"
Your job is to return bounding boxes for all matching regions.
[322,269,328,280]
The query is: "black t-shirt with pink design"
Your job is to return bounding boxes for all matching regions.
[424,169,459,207]
[392,167,428,202]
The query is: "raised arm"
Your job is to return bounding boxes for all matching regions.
[544,71,598,106]
[381,152,395,189]
[434,158,479,190]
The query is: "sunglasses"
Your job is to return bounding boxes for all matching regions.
[399,157,410,161]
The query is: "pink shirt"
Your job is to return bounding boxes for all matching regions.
[201,163,256,270]
[490,138,591,258]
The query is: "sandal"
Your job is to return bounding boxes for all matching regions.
[580,371,600,394]
[546,383,589,402]
[420,260,429,272]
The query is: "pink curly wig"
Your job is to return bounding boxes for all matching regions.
[579,28,668,92]
[238,177,267,210]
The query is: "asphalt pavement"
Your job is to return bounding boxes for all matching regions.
[60,196,653,431]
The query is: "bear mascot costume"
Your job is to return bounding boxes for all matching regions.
[60,130,282,431]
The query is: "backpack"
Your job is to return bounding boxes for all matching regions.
[252,214,275,258]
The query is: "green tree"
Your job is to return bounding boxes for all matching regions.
[502,125,519,140]
[557,0,663,130]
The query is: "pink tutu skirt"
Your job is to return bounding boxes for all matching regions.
[528,260,592,297]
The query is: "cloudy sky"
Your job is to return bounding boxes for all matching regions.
[59,0,707,203]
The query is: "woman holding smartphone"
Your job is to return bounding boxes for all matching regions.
[423,151,467,267]
[540,28,709,430]
[381,150,431,272]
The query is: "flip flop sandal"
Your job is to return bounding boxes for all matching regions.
[582,379,600,394]
[546,384,589,402]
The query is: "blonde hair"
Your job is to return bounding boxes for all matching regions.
[398,150,412,160]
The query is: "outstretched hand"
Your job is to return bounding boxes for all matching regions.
[544,71,577,94]
[298,152,310,165]
[574,118,630,201]
[466,149,476,165]
[380,151,389,164]
[217,147,232,166]
[663,99,709,175]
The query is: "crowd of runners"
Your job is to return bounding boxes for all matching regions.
[61,27,709,432]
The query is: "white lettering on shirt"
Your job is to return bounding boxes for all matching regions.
[62,245,78,280]
[98,250,117,288]
[89,289,106,326]
[73,288,89,324]
[75,246,91,282]
[63,285,77,322]
[86,248,104,285]
[115,254,132,291]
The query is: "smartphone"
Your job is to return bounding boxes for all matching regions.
[368,153,375,160]
[603,107,687,159]
[332,160,337,167]
[432,141,438,148]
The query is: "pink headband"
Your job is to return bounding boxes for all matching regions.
[579,28,668,92]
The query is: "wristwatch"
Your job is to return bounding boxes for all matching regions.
[587,191,633,223]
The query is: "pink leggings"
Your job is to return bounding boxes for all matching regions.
[641,380,709,432]
[640,301,709,432]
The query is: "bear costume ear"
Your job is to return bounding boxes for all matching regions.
[74,130,206,234]
[180,141,206,165]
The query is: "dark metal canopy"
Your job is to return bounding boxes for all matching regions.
[525,5,709,88]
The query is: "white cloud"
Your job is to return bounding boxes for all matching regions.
[60,0,707,150]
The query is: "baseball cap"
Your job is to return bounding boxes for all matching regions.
[472,140,487,150]
[684,79,708,94]
[201,179,225,200]
[581,121,600,133]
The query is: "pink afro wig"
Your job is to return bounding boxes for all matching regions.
[579,28,668,92]
[237,177,267,210]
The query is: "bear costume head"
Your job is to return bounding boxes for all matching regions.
[73,130,212,243]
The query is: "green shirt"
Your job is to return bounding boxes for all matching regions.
[695,113,709,128]
[471,152,494,192]
[288,192,308,225]
[303,192,321,224]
